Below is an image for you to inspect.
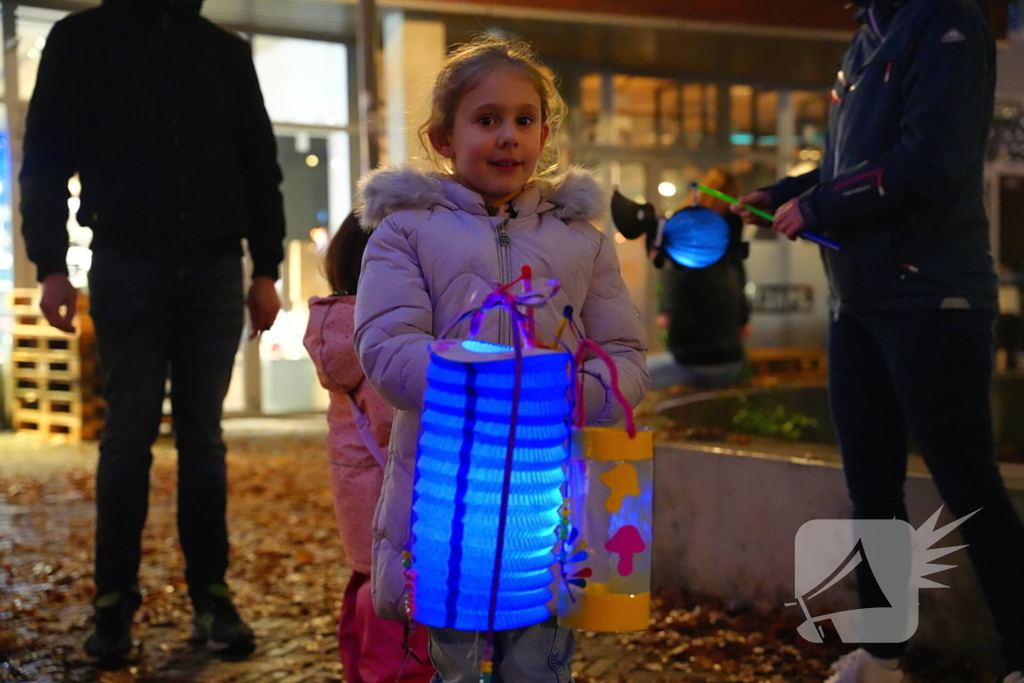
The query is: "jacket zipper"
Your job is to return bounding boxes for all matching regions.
[496,218,512,346]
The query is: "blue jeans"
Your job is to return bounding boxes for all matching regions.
[829,309,1024,669]
[427,618,574,683]
[88,249,244,601]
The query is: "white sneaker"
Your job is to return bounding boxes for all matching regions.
[1004,672,1023,683]
[825,649,906,683]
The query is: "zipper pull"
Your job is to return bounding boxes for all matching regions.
[497,219,510,246]
[884,62,893,84]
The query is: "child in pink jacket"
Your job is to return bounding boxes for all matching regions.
[304,212,434,683]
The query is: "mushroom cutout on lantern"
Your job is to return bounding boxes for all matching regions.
[605,524,646,576]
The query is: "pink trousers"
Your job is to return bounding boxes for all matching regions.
[337,571,435,683]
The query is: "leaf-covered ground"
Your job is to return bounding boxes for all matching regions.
[0,423,1000,682]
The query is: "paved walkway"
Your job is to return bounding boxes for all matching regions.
[0,418,998,683]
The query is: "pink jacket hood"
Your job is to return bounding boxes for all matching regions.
[306,295,363,395]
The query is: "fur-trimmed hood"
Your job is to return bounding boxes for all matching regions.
[356,165,605,230]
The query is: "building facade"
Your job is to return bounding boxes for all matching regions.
[0,0,1019,421]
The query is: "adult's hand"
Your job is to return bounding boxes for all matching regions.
[772,199,806,241]
[40,273,78,333]
[730,190,775,228]
[247,276,280,340]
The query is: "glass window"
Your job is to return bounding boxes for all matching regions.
[16,6,68,102]
[251,35,348,127]
[242,35,352,415]
[0,105,11,357]
[792,90,829,148]
[729,87,780,150]
[729,85,754,150]
[581,74,723,149]
[755,91,779,149]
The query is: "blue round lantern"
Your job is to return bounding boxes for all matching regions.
[412,339,573,631]
[662,206,731,269]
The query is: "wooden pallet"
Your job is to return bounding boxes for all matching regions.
[12,411,102,442]
[747,347,828,381]
[14,393,104,419]
[10,350,96,383]
[6,288,104,443]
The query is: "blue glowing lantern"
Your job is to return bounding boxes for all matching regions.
[661,206,730,269]
[412,339,573,631]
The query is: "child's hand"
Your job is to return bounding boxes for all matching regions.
[247,276,281,339]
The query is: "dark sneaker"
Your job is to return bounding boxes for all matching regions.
[190,583,255,657]
[83,591,140,666]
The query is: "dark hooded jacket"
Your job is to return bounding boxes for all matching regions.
[20,0,285,281]
[765,0,997,313]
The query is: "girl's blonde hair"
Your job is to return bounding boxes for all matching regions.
[418,34,566,178]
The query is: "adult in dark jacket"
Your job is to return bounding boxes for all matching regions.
[650,168,750,389]
[20,0,285,664]
[735,1,1024,681]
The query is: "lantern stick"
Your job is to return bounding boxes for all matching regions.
[549,317,568,350]
[481,303,525,683]
[521,266,537,341]
[691,183,842,252]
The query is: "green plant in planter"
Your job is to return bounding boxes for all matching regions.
[733,396,818,441]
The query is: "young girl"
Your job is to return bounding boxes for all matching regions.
[303,212,434,683]
[354,36,650,682]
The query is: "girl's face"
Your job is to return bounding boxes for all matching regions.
[430,68,550,205]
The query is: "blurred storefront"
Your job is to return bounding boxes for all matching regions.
[0,0,1017,420]
[0,0,359,418]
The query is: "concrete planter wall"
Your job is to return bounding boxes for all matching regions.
[650,381,1024,670]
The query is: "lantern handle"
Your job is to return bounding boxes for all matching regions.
[562,306,637,438]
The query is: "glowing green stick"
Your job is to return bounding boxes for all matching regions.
[691,182,841,252]
[694,183,775,222]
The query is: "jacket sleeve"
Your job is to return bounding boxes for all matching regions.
[798,4,991,232]
[762,168,821,209]
[354,217,434,413]
[578,228,651,425]
[234,40,285,281]
[19,20,84,281]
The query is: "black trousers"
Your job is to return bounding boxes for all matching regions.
[88,248,243,601]
[829,308,1024,670]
